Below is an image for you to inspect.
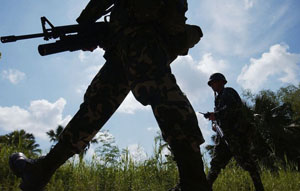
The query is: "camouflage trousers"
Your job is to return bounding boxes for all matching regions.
[207,132,264,191]
[59,26,204,155]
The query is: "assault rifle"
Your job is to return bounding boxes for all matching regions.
[0,17,110,56]
[199,112,228,145]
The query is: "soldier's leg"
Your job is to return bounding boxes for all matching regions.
[229,136,264,191]
[123,29,209,191]
[59,54,130,153]
[9,54,130,190]
[206,138,232,189]
[234,154,264,191]
[150,75,210,191]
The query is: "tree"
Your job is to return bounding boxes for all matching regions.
[95,130,120,166]
[204,134,216,158]
[46,125,64,148]
[277,84,300,122]
[0,129,41,157]
[244,86,300,170]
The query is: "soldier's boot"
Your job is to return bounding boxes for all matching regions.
[249,171,264,191]
[9,142,74,191]
[169,141,211,191]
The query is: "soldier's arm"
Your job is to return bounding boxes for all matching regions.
[76,0,115,24]
[214,88,242,120]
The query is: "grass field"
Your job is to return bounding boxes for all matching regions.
[1,146,299,191]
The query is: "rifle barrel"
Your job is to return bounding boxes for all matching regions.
[1,33,45,43]
[1,22,108,44]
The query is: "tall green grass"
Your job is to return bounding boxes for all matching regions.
[212,161,300,191]
[1,145,299,191]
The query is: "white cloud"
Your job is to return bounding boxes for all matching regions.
[78,48,105,80]
[196,112,216,162]
[0,98,72,140]
[78,48,105,64]
[199,0,252,56]
[95,130,115,144]
[171,54,227,104]
[118,92,150,114]
[75,48,105,95]
[237,44,300,92]
[196,112,214,144]
[196,53,228,76]
[84,147,97,161]
[1,69,26,84]
[127,144,147,162]
[244,0,254,9]
[195,0,293,57]
[75,84,87,95]
[146,126,159,133]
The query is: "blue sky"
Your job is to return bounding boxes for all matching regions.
[1,0,300,160]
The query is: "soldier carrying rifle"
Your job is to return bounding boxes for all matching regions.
[203,73,264,191]
[6,0,210,190]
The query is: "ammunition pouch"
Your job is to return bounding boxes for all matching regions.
[166,24,203,56]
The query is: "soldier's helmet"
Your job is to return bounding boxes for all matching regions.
[208,73,227,86]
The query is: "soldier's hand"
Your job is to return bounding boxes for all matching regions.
[203,112,211,119]
[212,123,217,132]
[209,113,216,121]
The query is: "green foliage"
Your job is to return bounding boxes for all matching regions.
[0,129,41,157]
[1,84,299,190]
[1,144,300,191]
[212,160,300,191]
[47,126,99,162]
[95,130,120,166]
[47,125,64,145]
[277,84,300,121]
[238,85,300,170]
[252,88,300,167]
[0,133,179,191]
[0,146,21,191]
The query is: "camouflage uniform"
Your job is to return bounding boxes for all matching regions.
[9,1,209,190]
[57,0,209,190]
[207,87,264,191]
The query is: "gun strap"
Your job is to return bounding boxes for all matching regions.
[103,5,114,15]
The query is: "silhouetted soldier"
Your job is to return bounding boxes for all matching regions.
[9,0,210,190]
[205,73,264,191]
